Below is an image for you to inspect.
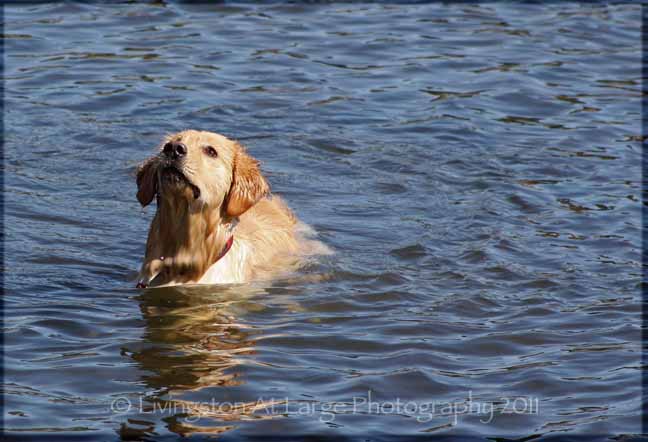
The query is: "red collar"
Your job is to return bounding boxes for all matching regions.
[216,236,234,263]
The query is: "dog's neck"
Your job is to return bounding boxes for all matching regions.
[143,195,236,285]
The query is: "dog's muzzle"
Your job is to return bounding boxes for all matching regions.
[160,165,201,199]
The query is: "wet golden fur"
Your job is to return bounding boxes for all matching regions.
[135,130,325,287]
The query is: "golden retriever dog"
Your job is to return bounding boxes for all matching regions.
[135,129,327,288]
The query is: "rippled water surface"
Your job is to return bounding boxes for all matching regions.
[3,2,642,440]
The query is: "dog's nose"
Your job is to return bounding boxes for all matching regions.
[163,141,187,159]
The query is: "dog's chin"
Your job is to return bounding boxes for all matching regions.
[160,167,201,200]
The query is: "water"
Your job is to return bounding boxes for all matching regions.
[3,2,642,440]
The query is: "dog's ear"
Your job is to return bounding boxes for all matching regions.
[225,143,270,217]
[136,157,159,207]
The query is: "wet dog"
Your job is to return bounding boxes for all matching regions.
[135,130,326,287]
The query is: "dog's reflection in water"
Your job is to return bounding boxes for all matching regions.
[120,284,287,438]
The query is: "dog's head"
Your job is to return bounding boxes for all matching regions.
[136,130,270,217]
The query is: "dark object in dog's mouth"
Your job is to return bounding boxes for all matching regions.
[161,166,201,199]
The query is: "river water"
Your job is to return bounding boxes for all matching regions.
[3,2,642,440]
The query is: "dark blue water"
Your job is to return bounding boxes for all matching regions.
[3,2,642,440]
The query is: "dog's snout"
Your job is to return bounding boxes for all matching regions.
[175,143,187,157]
[163,141,187,159]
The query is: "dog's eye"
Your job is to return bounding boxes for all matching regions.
[204,146,218,158]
